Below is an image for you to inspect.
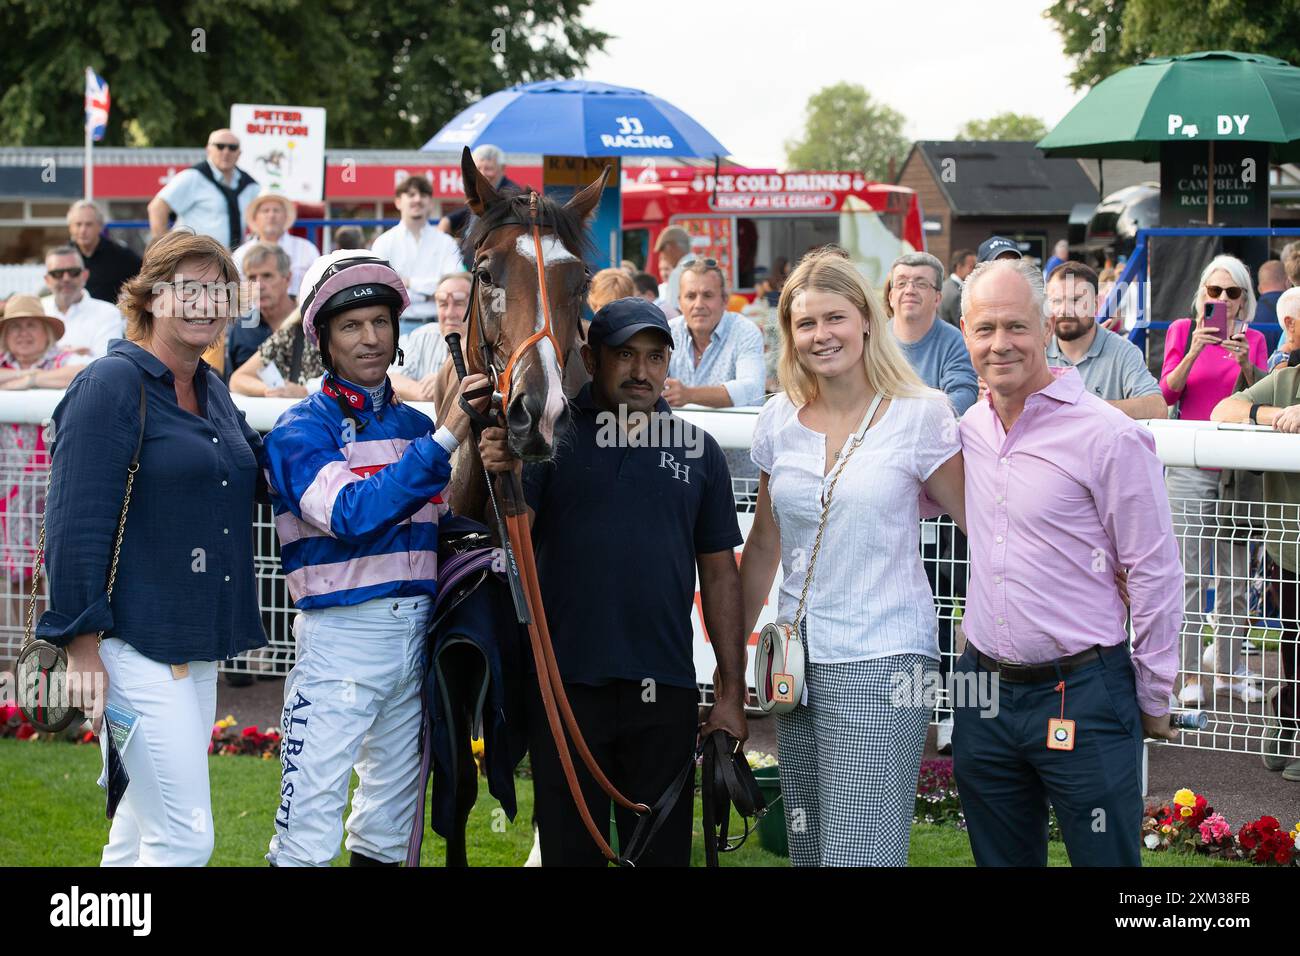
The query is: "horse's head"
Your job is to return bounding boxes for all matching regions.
[461,147,606,462]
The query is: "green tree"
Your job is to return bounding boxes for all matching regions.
[1044,0,1138,90]
[955,113,1049,141]
[1046,0,1300,90]
[0,0,609,148]
[784,82,909,179]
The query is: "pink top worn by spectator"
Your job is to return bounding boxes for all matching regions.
[960,367,1183,716]
[1159,317,1267,421]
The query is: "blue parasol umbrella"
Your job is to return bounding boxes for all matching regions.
[422,79,729,158]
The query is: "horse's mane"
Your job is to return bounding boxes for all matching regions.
[467,188,595,264]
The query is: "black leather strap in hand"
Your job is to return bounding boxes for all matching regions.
[700,730,766,866]
[618,729,766,868]
[446,332,500,433]
[618,751,696,867]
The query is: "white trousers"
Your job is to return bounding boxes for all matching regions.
[266,595,429,867]
[97,638,218,867]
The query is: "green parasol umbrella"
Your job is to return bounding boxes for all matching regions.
[1037,50,1300,222]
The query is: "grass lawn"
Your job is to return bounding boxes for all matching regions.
[0,740,1245,867]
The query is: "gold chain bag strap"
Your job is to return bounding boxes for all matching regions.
[754,392,884,713]
[16,384,146,732]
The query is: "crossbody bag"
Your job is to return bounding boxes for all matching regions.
[753,392,884,713]
[16,383,147,732]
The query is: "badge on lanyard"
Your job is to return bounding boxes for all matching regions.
[772,673,795,706]
[1046,680,1076,751]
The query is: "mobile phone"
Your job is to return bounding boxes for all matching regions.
[1201,300,1229,339]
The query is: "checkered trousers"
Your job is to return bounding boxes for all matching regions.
[775,652,934,866]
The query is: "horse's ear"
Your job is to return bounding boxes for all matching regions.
[564,166,609,226]
[461,146,499,215]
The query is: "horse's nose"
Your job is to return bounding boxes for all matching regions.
[506,390,542,439]
[505,391,570,461]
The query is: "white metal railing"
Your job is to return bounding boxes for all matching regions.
[0,392,1296,760]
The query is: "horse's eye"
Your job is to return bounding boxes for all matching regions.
[476,267,493,285]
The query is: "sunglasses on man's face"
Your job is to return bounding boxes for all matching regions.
[47,268,83,279]
[1205,284,1243,300]
[210,143,240,152]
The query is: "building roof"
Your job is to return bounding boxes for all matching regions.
[1076,158,1160,194]
[907,140,1102,217]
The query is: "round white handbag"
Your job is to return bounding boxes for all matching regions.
[751,392,882,714]
[754,621,804,714]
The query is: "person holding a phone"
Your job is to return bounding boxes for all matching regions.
[1160,254,1269,707]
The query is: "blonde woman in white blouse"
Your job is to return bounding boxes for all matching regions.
[740,251,966,866]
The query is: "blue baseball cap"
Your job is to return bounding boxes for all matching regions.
[589,296,673,349]
[978,236,1023,263]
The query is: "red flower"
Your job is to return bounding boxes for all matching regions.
[1275,844,1291,866]
[1184,794,1210,829]
[241,726,259,738]
[15,723,35,740]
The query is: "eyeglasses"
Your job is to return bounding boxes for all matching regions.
[893,277,936,292]
[46,268,83,279]
[210,142,240,152]
[435,293,468,307]
[174,280,233,304]
[1205,285,1243,300]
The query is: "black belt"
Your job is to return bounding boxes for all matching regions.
[972,642,1125,684]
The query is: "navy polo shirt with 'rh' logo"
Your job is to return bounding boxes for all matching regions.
[522,383,742,690]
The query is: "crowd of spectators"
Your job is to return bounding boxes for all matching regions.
[1,142,1297,785]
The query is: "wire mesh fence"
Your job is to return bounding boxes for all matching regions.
[1,443,1295,759]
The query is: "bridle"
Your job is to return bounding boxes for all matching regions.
[463,191,587,410]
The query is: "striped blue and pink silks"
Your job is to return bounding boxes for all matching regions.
[263,374,460,610]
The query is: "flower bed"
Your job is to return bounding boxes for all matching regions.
[1143,788,1298,866]
[0,704,94,744]
[916,759,965,828]
[0,705,282,758]
[209,714,280,758]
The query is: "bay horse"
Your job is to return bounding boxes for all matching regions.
[420,148,640,866]
[433,148,601,517]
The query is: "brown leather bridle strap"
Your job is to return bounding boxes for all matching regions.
[496,202,567,404]
[514,502,648,812]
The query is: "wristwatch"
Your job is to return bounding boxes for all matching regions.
[1249,402,1262,425]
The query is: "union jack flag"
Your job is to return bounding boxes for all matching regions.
[84,67,110,142]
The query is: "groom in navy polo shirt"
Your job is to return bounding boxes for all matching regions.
[479,297,748,866]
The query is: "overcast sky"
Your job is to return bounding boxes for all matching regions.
[578,0,1086,168]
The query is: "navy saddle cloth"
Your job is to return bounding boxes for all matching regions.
[422,516,528,839]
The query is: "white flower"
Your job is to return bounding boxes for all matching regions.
[1144,833,1160,850]
[745,750,778,769]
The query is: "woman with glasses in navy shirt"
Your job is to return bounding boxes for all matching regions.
[39,231,267,866]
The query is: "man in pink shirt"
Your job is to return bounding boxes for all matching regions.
[954,258,1182,867]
